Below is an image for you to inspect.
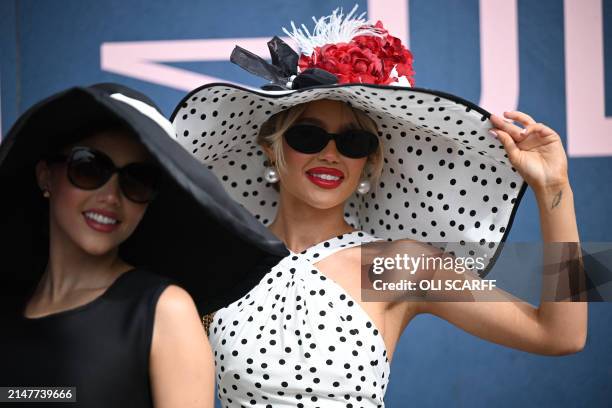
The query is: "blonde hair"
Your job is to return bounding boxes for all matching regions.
[257,100,384,185]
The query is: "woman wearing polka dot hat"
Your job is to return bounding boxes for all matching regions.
[171,6,586,407]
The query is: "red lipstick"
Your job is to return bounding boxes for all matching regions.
[305,167,345,189]
[82,209,121,233]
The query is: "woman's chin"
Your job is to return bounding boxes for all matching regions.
[75,236,121,257]
[298,189,354,210]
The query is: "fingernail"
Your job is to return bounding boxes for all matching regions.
[488,130,498,138]
[520,128,527,134]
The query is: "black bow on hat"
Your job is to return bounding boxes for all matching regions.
[230,36,338,90]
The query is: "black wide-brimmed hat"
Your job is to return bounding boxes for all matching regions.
[0,83,288,317]
[171,7,527,277]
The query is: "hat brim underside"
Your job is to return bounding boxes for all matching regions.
[0,87,287,318]
[171,83,528,277]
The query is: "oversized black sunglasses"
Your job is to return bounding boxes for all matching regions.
[46,146,162,204]
[283,124,379,159]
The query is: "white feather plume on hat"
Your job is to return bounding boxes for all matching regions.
[282,5,385,57]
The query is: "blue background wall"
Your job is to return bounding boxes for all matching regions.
[1,0,610,406]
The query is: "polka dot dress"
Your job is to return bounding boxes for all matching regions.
[209,230,390,408]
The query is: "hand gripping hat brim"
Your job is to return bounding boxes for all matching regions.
[0,83,288,317]
[171,82,527,277]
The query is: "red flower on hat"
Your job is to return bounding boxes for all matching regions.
[298,21,415,86]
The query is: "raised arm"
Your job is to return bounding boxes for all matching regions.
[149,285,215,408]
[415,111,587,356]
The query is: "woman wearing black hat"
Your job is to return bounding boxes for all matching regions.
[0,83,287,407]
[172,7,587,408]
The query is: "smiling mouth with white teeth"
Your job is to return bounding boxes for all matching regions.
[309,173,342,181]
[305,167,345,189]
[83,211,120,225]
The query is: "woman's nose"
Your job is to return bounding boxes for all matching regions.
[96,174,121,205]
[317,139,341,162]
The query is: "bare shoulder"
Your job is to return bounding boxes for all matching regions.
[157,285,197,311]
[374,238,440,316]
[150,284,208,356]
[321,244,364,279]
[154,285,201,329]
[149,286,214,407]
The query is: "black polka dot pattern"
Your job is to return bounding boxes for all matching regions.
[171,84,526,276]
[209,231,390,407]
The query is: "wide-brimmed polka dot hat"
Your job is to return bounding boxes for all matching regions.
[171,6,527,277]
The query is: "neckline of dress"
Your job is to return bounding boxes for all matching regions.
[286,229,392,376]
[21,268,139,321]
[288,230,377,256]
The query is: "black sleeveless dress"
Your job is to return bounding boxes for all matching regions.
[0,269,172,408]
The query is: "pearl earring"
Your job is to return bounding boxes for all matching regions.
[263,163,279,183]
[356,179,371,195]
[42,189,50,198]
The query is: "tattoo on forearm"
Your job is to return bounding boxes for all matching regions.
[551,190,562,209]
